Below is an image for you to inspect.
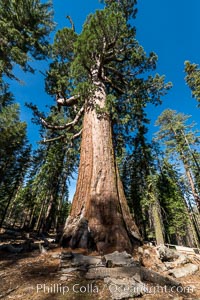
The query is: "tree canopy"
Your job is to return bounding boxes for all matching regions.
[0,0,54,79]
[185,61,200,107]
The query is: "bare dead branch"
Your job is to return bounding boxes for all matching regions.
[56,95,79,107]
[41,128,82,144]
[71,129,83,140]
[41,134,66,143]
[40,105,84,130]
[66,15,75,32]
[39,70,47,77]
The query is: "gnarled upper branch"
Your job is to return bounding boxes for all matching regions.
[56,94,79,107]
[40,105,84,130]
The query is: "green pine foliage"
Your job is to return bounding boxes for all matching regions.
[156,161,189,244]
[185,61,200,107]
[155,109,200,206]
[0,0,55,228]
[43,1,171,151]
[10,108,78,232]
[121,140,153,239]
[0,0,54,79]
[155,109,199,176]
[0,81,31,227]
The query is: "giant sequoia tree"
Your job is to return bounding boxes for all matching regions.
[39,0,170,253]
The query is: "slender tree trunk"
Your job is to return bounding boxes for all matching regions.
[54,200,61,233]
[0,198,12,228]
[42,194,54,232]
[55,175,67,231]
[28,205,36,230]
[181,130,200,172]
[186,215,199,248]
[0,182,19,227]
[185,165,200,210]
[151,202,165,245]
[147,176,165,245]
[62,81,141,253]
[34,200,46,232]
[172,127,200,211]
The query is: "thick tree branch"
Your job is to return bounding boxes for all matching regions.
[40,105,84,130]
[103,46,126,64]
[41,134,66,143]
[56,94,79,107]
[41,129,82,144]
[71,129,83,140]
[104,65,128,84]
[104,55,126,65]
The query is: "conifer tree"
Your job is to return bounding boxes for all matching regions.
[156,160,192,245]
[11,108,77,232]
[31,0,171,253]
[155,109,200,211]
[0,0,54,79]
[0,80,31,227]
[0,0,54,227]
[120,99,165,244]
[185,61,200,107]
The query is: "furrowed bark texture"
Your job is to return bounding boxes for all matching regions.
[62,82,141,254]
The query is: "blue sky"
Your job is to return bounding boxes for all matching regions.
[134,0,200,137]
[9,0,200,199]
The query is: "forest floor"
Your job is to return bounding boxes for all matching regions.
[0,232,200,300]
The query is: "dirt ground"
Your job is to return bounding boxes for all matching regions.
[0,246,200,300]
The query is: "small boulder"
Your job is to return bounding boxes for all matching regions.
[104,251,135,267]
[59,267,78,274]
[85,266,141,280]
[157,245,179,262]
[168,263,199,278]
[104,277,144,299]
[71,253,102,267]
[165,254,190,270]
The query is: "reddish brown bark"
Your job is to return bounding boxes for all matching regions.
[61,82,141,254]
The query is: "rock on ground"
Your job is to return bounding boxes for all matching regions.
[85,266,141,280]
[104,277,144,300]
[104,251,135,267]
[168,263,199,278]
[140,266,180,287]
[165,254,190,270]
[60,252,102,268]
[157,245,179,262]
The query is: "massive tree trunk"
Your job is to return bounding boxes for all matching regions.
[61,81,141,254]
